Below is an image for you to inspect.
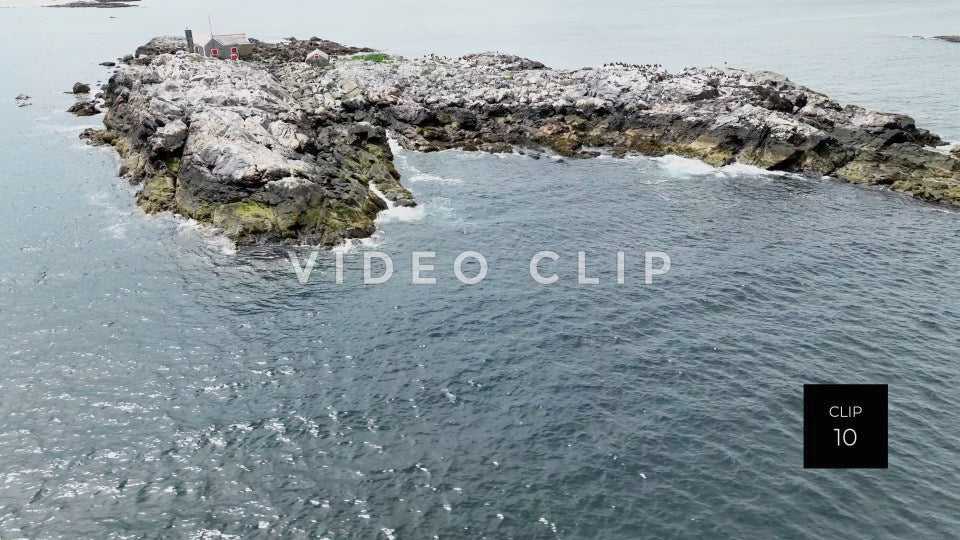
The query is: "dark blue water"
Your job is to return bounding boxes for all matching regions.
[2,1,960,537]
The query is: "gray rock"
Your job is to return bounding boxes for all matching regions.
[68,100,100,116]
[346,121,378,139]
[82,35,960,247]
[72,82,91,94]
[148,119,188,153]
[461,52,546,71]
[90,51,412,246]
[340,53,959,203]
[135,36,186,58]
[48,0,140,7]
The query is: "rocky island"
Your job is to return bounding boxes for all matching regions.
[49,0,140,8]
[80,36,960,245]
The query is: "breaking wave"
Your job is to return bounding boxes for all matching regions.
[652,154,717,175]
[369,182,427,224]
[653,154,793,178]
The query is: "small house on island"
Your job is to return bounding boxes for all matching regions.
[305,49,330,66]
[185,29,252,60]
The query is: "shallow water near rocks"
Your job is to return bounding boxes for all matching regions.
[2,1,960,537]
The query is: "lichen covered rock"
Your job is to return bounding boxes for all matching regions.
[83,36,960,248]
[88,48,412,246]
[345,57,960,205]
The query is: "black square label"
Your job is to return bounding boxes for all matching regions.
[804,384,887,469]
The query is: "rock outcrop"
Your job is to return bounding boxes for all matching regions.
[83,40,413,246]
[349,57,960,205]
[49,0,140,8]
[934,35,960,43]
[68,100,100,116]
[82,37,960,246]
[133,36,185,59]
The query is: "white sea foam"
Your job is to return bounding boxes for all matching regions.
[37,123,102,134]
[927,142,957,156]
[387,136,405,155]
[652,154,716,175]
[189,530,242,540]
[409,172,463,184]
[376,204,426,223]
[331,235,382,254]
[369,182,427,223]
[394,153,417,174]
[174,218,237,255]
[389,135,467,183]
[652,154,798,179]
[538,517,559,533]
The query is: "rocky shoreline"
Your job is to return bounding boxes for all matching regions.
[79,36,960,245]
[49,0,139,8]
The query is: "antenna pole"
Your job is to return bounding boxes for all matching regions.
[208,15,213,36]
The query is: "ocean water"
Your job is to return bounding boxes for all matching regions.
[1,1,960,537]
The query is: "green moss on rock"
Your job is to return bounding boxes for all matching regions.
[299,200,377,245]
[212,201,278,238]
[136,175,176,213]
